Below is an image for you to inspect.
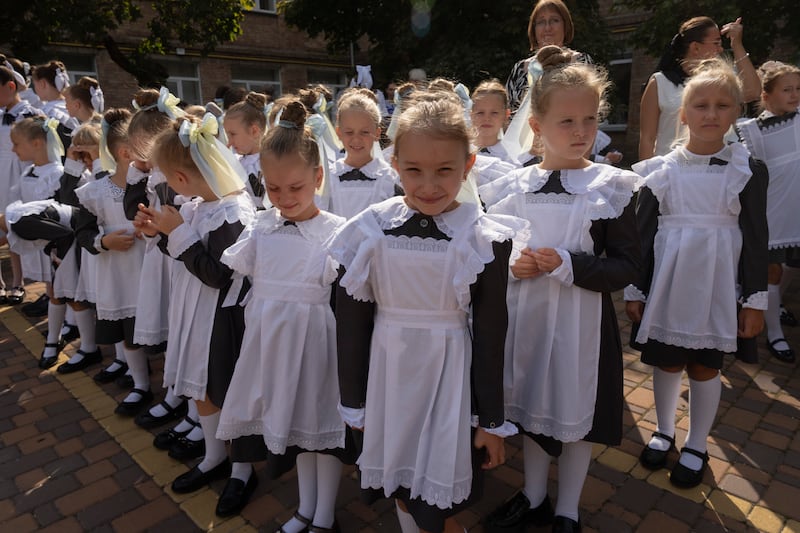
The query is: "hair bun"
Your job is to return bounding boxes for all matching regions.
[536,45,574,71]
[280,100,308,129]
[132,88,159,108]
[245,91,267,109]
[103,107,132,126]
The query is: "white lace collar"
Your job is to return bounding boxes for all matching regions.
[333,156,390,179]
[371,197,480,238]
[258,208,345,243]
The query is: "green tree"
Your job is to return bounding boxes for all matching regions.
[278,0,617,88]
[0,0,254,87]
[614,0,800,64]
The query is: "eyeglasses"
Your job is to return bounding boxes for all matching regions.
[535,17,563,28]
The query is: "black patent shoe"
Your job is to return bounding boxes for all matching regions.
[6,286,25,305]
[670,447,708,489]
[767,338,796,363]
[136,399,188,429]
[309,522,341,533]
[60,323,81,343]
[485,491,554,531]
[116,373,134,389]
[552,516,581,533]
[168,435,206,460]
[154,416,199,450]
[215,471,259,517]
[639,431,675,470]
[780,306,798,327]
[38,340,66,369]
[94,359,129,383]
[171,460,231,494]
[114,388,154,416]
[57,348,103,374]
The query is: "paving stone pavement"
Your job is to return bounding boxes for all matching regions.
[1,275,799,532]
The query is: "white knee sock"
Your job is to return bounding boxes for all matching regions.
[766,284,790,351]
[554,440,592,522]
[177,400,201,435]
[102,342,127,373]
[44,302,67,357]
[197,411,227,473]
[149,387,184,417]
[395,500,420,533]
[73,308,96,353]
[681,374,721,470]
[523,437,551,508]
[62,306,76,331]
[282,452,318,533]
[648,368,683,451]
[122,347,149,403]
[230,461,252,483]
[313,453,343,529]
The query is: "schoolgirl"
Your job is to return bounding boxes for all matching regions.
[217,98,350,528]
[223,91,269,206]
[63,76,104,125]
[736,60,800,364]
[471,79,515,164]
[31,61,80,136]
[325,88,398,219]
[481,46,641,533]
[327,91,527,533]
[134,114,257,509]
[626,59,768,488]
[0,64,42,305]
[4,120,104,371]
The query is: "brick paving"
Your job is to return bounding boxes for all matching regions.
[1,273,799,532]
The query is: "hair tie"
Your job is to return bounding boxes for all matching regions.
[131,100,158,112]
[55,67,70,92]
[454,83,472,112]
[3,61,26,88]
[99,118,116,172]
[528,59,544,86]
[22,62,30,78]
[90,86,105,113]
[277,119,299,129]
[355,65,374,89]
[42,118,65,163]
[312,94,327,114]
[263,102,274,120]
[178,113,245,199]
[157,87,184,119]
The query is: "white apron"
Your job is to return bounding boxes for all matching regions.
[326,158,397,219]
[634,145,751,353]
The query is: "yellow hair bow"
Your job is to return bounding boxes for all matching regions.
[178,113,245,199]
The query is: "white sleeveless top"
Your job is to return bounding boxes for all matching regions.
[653,72,685,156]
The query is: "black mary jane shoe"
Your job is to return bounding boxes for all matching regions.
[168,434,206,460]
[767,338,796,364]
[215,471,259,517]
[114,388,154,417]
[57,348,103,374]
[135,399,188,429]
[6,286,25,305]
[60,323,81,343]
[276,511,312,533]
[154,416,199,450]
[781,306,798,327]
[639,431,675,470]
[308,522,341,533]
[38,340,66,369]
[116,360,151,389]
[552,516,581,533]
[485,490,554,531]
[94,359,129,383]
[171,459,231,494]
[669,447,709,489]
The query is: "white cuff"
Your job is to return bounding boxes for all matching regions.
[624,284,647,302]
[63,158,86,177]
[93,228,106,253]
[741,290,768,310]
[470,416,518,437]
[166,222,200,258]
[338,403,365,428]
[545,248,574,286]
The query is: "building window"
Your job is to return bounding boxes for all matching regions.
[161,61,201,104]
[231,65,282,98]
[252,0,276,13]
[59,53,98,84]
[307,69,349,100]
[605,56,632,130]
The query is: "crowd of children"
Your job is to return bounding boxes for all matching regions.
[1,7,797,531]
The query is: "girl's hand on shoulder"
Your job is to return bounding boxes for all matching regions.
[474,427,505,470]
[625,301,644,323]
[531,247,563,273]
[738,307,764,338]
[510,247,541,279]
[101,229,135,251]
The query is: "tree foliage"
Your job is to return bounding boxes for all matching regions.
[278,0,617,88]
[613,0,800,64]
[0,0,254,86]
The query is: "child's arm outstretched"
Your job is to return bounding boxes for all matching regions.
[470,240,513,469]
